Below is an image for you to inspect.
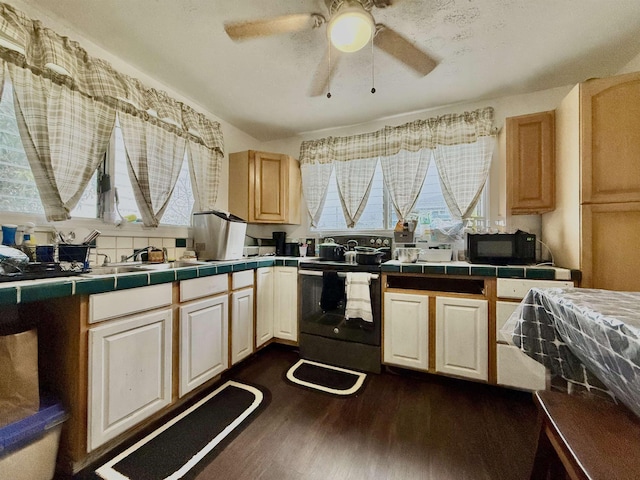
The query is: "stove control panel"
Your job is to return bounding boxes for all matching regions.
[328,235,393,250]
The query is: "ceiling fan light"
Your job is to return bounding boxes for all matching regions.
[328,8,374,53]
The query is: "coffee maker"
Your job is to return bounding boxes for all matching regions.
[272,231,286,256]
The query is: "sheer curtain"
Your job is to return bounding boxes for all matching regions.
[433,136,495,219]
[299,138,334,227]
[381,149,430,221]
[8,63,115,221]
[118,111,186,227]
[182,105,224,213]
[187,141,220,212]
[334,156,379,227]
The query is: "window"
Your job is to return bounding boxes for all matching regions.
[0,78,194,227]
[313,153,486,232]
[0,80,97,217]
[315,163,385,231]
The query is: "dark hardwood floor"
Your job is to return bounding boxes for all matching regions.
[193,345,539,480]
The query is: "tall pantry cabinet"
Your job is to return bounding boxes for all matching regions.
[542,71,640,291]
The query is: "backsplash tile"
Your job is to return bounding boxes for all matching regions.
[89,235,192,266]
[116,237,133,249]
[133,237,149,249]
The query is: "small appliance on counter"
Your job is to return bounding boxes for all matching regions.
[193,210,247,260]
[467,230,536,265]
[272,231,286,255]
[393,219,417,243]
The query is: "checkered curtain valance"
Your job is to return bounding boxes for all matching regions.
[299,107,496,226]
[0,2,224,222]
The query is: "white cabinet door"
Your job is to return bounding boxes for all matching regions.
[435,297,488,381]
[273,267,298,341]
[88,308,172,451]
[497,344,547,391]
[231,287,254,365]
[179,294,229,397]
[383,292,429,370]
[255,267,275,348]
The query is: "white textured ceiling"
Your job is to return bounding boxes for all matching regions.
[25,0,640,140]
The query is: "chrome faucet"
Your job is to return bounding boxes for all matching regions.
[96,253,111,266]
[120,246,154,263]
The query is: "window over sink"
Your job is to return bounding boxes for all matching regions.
[0,77,194,227]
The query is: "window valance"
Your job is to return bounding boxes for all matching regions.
[299,107,495,164]
[299,107,496,227]
[0,2,224,155]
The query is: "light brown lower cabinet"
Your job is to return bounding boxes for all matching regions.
[581,202,640,291]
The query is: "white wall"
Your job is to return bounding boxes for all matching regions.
[618,52,640,75]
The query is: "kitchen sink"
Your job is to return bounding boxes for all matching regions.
[83,261,206,276]
[135,261,207,270]
[83,265,148,276]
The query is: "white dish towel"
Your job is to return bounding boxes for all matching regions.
[345,272,373,323]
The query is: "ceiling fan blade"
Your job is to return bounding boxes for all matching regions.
[308,47,342,97]
[224,13,323,41]
[374,25,437,76]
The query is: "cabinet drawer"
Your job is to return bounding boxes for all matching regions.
[497,343,547,391]
[180,274,228,302]
[232,270,254,290]
[89,283,172,324]
[497,278,573,299]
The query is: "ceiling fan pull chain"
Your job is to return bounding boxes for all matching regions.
[327,44,332,98]
[370,35,376,94]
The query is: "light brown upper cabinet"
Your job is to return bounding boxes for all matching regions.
[542,71,640,291]
[581,74,640,204]
[228,150,301,224]
[506,110,555,214]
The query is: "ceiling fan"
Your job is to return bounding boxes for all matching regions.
[224,0,437,96]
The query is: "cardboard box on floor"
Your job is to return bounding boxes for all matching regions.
[0,312,39,428]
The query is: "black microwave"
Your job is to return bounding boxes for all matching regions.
[467,231,536,265]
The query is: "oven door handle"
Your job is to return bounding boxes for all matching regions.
[298,270,379,280]
[298,270,324,277]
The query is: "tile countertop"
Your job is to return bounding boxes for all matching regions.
[382,260,574,281]
[0,257,295,306]
[0,257,576,306]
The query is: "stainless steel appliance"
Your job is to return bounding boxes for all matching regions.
[467,230,536,265]
[298,235,392,373]
[193,210,247,260]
